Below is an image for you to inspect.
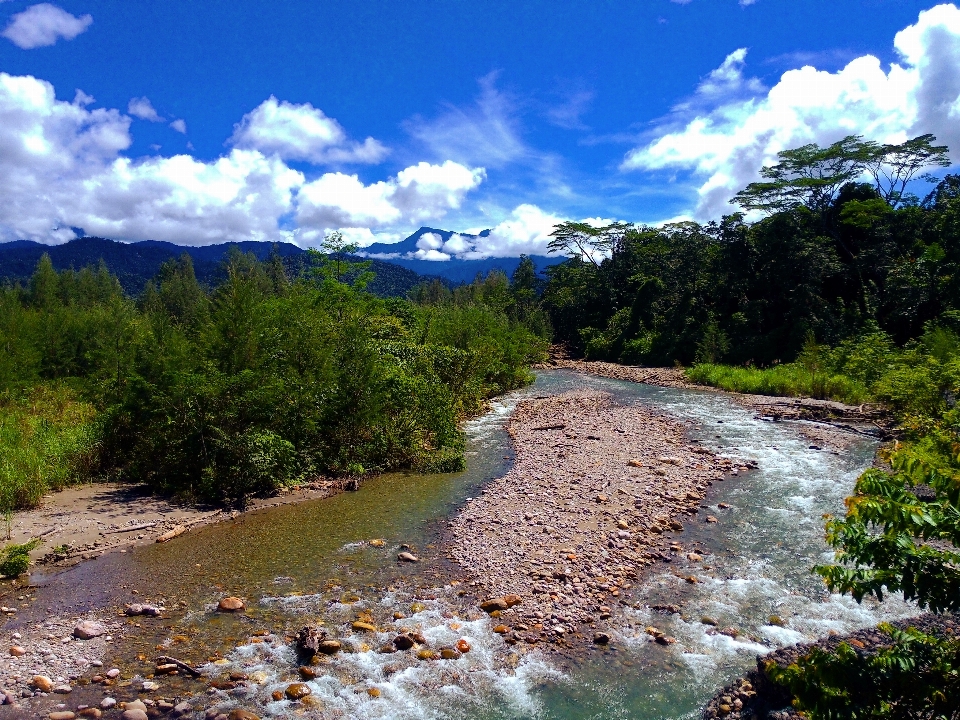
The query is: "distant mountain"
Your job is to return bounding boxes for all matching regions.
[0,237,440,298]
[361,227,564,283]
[0,227,565,295]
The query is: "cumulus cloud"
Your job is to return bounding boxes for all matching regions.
[0,72,485,247]
[295,160,485,243]
[2,3,92,49]
[229,96,387,164]
[169,118,187,134]
[127,97,163,122]
[623,4,960,219]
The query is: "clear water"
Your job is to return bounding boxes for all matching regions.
[58,371,918,718]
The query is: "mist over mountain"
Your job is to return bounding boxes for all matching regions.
[361,227,563,284]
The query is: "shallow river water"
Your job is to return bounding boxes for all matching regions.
[39,371,917,719]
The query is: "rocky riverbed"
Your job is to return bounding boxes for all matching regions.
[448,390,742,651]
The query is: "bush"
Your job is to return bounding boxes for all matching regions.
[0,538,40,577]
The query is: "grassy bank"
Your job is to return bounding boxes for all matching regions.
[686,362,869,404]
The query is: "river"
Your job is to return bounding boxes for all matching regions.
[31,370,916,719]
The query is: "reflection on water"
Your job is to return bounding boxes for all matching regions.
[74,371,916,718]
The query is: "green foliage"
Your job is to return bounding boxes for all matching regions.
[767,625,960,719]
[0,385,101,510]
[543,136,959,366]
[0,538,40,578]
[0,245,545,507]
[686,362,869,403]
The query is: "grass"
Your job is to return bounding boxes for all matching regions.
[686,362,870,404]
[0,384,101,512]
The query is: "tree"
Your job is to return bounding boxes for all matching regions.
[547,221,632,269]
[865,134,950,208]
[734,136,872,216]
[734,134,952,216]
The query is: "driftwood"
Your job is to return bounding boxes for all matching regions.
[102,522,157,535]
[155,526,185,543]
[154,655,202,677]
[533,423,566,431]
[37,527,58,537]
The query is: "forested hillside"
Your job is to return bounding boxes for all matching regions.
[0,237,444,298]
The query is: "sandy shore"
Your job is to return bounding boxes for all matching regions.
[6,480,344,572]
[448,390,741,650]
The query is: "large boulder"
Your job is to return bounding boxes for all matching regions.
[73,620,106,640]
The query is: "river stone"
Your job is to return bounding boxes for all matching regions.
[397,552,418,563]
[126,701,147,712]
[30,675,54,692]
[48,712,75,720]
[217,597,245,612]
[73,620,106,640]
[171,702,193,717]
[351,621,376,632]
[79,709,102,718]
[295,626,324,655]
[479,598,508,613]
[227,710,260,720]
[392,634,414,651]
[121,711,148,720]
[53,684,73,693]
[439,647,461,660]
[455,638,471,653]
[318,639,341,655]
[285,683,311,700]
[593,632,611,644]
[105,669,120,679]
[100,698,117,709]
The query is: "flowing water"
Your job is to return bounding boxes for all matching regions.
[32,371,917,719]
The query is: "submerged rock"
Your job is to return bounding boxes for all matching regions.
[285,683,311,700]
[397,552,419,563]
[216,596,245,613]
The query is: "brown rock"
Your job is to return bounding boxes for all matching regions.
[120,711,148,720]
[479,598,508,613]
[271,691,283,702]
[439,647,462,660]
[227,711,260,720]
[30,675,54,692]
[706,516,718,523]
[217,596,245,612]
[392,634,414,651]
[492,624,510,634]
[73,620,106,639]
[351,621,377,632]
[299,666,318,679]
[455,638,471,653]
[627,459,643,467]
[655,635,677,645]
[48,712,75,720]
[9,646,25,656]
[367,688,381,697]
[593,632,610,644]
[503,594,522,608]
[285,683,311,700]
[79,709,102,719]
[318,639,341,655]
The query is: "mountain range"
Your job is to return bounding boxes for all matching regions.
[0,228,563,297]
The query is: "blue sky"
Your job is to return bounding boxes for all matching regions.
[0,0,958,258]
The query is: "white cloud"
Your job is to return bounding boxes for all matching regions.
[127,97,163,122]
[622,4,960,219]
[169,118,187,134]
[229,96,387,164]
[295,160,485,243]
[2,3,92,49]
[72,89,94,106]
[0,71,487,247]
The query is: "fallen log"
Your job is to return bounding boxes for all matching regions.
[155,526,185,543]
[102,522,157,535]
